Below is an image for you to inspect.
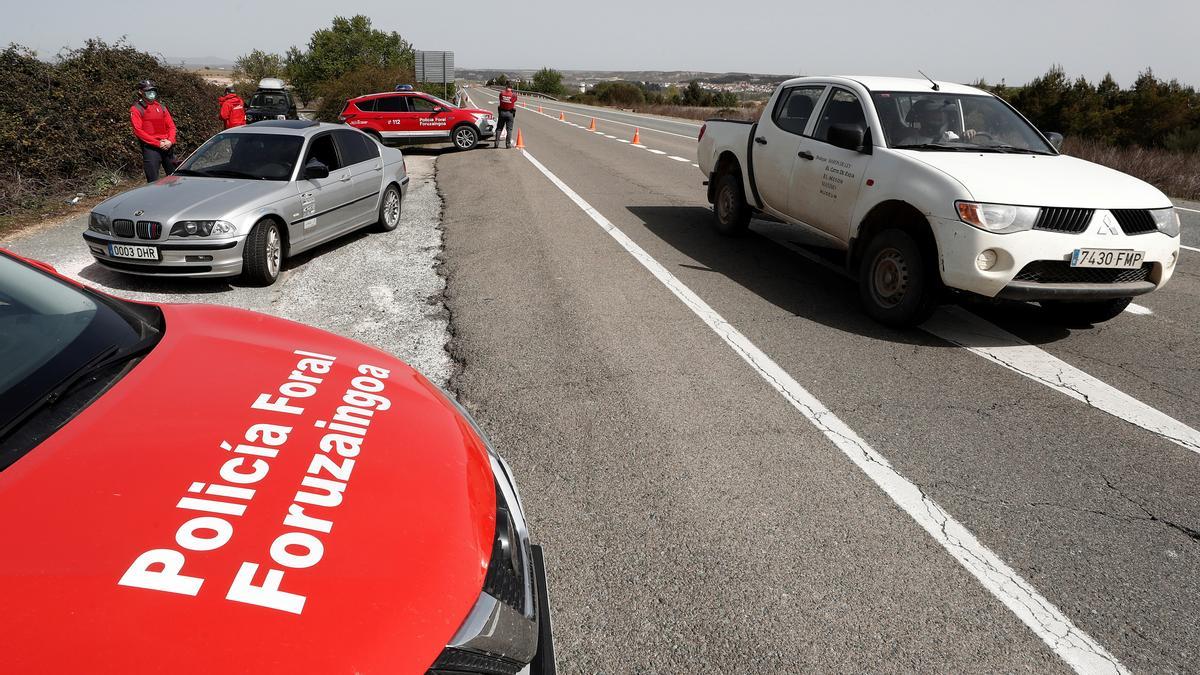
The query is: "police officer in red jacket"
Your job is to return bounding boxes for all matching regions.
[130,80,178,182]
[497,86,518,149]
[218,85,246,129]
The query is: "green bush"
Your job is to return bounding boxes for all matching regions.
[0,40,224,214]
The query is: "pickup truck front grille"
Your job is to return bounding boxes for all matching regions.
[1033,207,1094,234]
[1110,209,1157,235]
[1014,261,1152,284]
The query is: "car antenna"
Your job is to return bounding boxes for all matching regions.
[918,70,940,91]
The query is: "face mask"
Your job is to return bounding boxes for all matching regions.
[145,90,157,101]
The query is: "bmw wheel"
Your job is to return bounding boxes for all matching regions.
[374,184,403,232]
[242,219,282,286]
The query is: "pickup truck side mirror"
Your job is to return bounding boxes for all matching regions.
[303,158,330,180]
[827,123,871,154]
[1045,132,1064,151]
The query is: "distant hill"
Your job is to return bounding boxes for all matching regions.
[459,69,793,86]
[164,56,236,68]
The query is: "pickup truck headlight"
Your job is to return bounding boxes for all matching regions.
[170,220,235,237]
[956,201,1040,234]
[88,212,111,234]
[1151,207,1181,237]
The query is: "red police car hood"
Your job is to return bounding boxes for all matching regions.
[0,303,496,673]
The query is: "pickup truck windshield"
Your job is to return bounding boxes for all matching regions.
[872,92,1054,154]
[176,133,303,181]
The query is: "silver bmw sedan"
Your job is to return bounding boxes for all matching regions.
[83,121,409,285]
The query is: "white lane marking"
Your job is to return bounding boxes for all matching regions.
[603,134,616,139]
[632,143,646,148]
[519,147,1127,675]
[1174,205,1200,214]
[1124,303,1153,316]
[1182,244,1200,253]
[692,163,700,168]
[616,139,630,143]
[924,306,1200,455]
[646,149,667,155]
[669,155,691,162]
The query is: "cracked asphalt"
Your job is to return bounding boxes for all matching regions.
[437,88,1200,673]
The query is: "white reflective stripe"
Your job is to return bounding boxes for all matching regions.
[380,130,451,138]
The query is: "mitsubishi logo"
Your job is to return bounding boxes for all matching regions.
[1098,213,1120,235]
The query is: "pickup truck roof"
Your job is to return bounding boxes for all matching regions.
[781,75,988,97]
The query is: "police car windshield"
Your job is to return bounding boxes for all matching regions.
[425,94,456,109]
[872,92,1055,154]
[177,133,304,181]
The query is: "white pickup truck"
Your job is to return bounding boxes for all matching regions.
[697,76,1182,326]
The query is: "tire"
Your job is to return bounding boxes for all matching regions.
[452,125,479,151]
[713,170,750,236]
[373,184,402,232]
[242,219,283,286]
[858,228,939,327]
[1040,297,1132,325]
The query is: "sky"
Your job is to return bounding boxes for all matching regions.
[3,0,1199,87]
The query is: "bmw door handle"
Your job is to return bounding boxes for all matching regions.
[754,136,768,145]
[798,151,815,160]
[339,172,352,182]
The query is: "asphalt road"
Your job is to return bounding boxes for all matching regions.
[449,86,1200,672]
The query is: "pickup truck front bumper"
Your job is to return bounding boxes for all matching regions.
[932,217,1180,301]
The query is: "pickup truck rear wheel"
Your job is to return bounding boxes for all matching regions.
[713,171,750,236]
[1040,297,1131,325]
[858,229,937,327]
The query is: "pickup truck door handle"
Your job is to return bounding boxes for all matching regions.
[754,136,768,145]
[797,151,815,160]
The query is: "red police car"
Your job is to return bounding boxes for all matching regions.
[340,89,496,151]
[0,249,554,673]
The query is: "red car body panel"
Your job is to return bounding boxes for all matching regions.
[0,302,496,673]
[340,92,493,142]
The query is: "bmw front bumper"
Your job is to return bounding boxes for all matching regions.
[82,232,246,278]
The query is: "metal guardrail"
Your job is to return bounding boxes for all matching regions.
[479,86,559,102]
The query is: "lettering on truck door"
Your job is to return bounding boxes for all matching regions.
[753,85,827,220]
[791,87,872,241]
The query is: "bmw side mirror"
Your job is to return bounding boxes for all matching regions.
[828,123,871,154]
[1045,132,1064,151]
[303,158,330,180]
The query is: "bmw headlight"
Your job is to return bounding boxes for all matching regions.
[88,212,111,233]
[170,220,235,237]
[956,201,1041,234]
[1151,207,1181,237]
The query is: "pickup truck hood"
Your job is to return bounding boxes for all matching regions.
[99,176,287,222]
[897,151,1172,209]
[0,304,494,673]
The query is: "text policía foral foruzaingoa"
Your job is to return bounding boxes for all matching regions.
[118,349,394,615]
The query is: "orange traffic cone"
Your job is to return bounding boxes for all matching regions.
[588,118,596,131]
[632,128,641,144]
[515,129,525,149]
[559,111,565,121]
[538,105,543,113]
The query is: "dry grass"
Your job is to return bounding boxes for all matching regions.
[0,169,135,239]
[1061,138,1200,200]
[626,103,765,123]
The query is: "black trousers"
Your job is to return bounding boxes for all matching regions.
[142,144,178,182]
[497,110,515,147]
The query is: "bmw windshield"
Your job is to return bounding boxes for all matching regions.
[0,252,162,464]
[872,92,1055,155]
[175,133,303,181]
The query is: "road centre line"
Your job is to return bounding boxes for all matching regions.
[923,307,1200,455]
[669,156,691,162]
[1182,244,1200,253]
[518,146,1127,675]
[1175,206,1200,214]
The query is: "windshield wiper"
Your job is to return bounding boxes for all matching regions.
[0,333,160,442]
[891,143,977,152]
[172,168,212,177]
[206,169,266,180]
[984,145,1052,155]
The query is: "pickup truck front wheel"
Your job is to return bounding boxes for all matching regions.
[858,229,938,327]
[713,171,751,236]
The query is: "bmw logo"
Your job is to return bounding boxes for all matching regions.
[134,209,145,217]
